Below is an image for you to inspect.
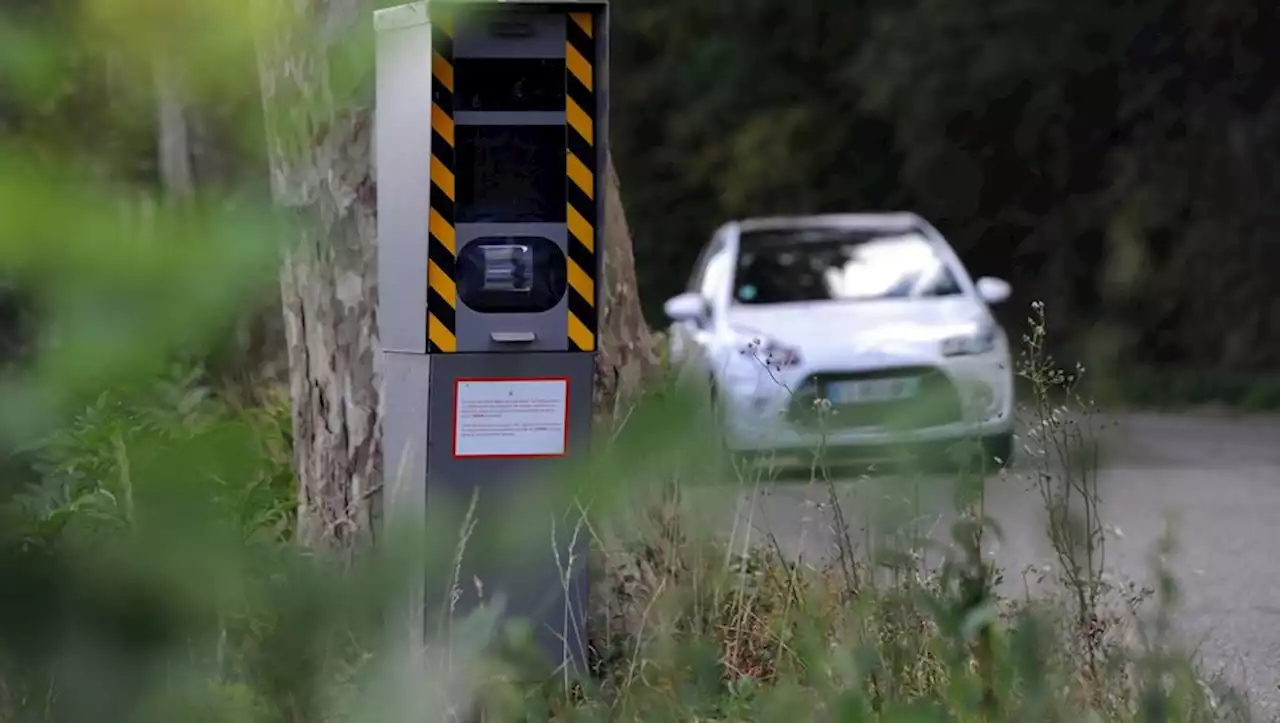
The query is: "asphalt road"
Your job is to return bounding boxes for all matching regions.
[682,411,1280,717]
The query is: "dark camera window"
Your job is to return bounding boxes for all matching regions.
[457,236,567,314]
[456,125,566,223]
[453,58,566,112]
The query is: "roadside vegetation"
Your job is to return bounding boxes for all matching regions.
[1090,368,1280,413]
[0,301,1256,723]
[0,1,1268,720]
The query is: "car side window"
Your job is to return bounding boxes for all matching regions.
[699,250,729,299]
[685,232,727,294]
[694,250,733,328]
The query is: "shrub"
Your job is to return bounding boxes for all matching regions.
[0,364,297,723]
[9,364,294,545]
[0,316,1258,723]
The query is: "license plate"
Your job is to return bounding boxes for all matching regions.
[826,377,921,404]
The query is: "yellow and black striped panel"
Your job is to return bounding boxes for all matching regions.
[565,11,597,352]
[428,15,457,353]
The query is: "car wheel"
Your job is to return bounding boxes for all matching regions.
[979,432,1015,471]
[707,377,731,442]
[707,377,752,473]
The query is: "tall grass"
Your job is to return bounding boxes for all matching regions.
[0,306,1257,723]
[0,2,1259,720]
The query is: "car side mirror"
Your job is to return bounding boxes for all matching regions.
[663,292,709,323]
[975,276,1012,305]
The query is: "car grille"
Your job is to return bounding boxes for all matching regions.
[786,366,964,431]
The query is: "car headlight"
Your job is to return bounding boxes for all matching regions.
[739,337,802,371]
[729,326,803,370]
[761,341,802,370]
[941,325,998,357]
[717,337,802,395]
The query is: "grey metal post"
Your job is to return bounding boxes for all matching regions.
[375,0,607,676]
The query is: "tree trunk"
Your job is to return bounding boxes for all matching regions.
[254,0,380,552]
[596,151,659,421]
[154,61,194,199]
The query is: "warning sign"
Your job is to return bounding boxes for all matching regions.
[453,377,570,458]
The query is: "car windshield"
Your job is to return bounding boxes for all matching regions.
[732,226,963,305]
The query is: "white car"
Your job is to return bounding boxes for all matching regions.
[662,212,1016,469]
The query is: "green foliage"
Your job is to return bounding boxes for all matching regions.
[612,0,1280,374]
[10,365,295,545]
[0,156,281,445]
[0,0,1269,721]
[1,351,1255,723]
[1096,367,1280,412]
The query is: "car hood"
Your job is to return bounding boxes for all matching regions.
[726,299,991,354]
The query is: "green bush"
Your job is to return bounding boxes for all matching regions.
[0,2,1263,719]
[0,366,301,723]
[0,302,1260,723]
[10,365,294,545]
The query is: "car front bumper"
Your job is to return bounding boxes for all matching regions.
[715,352,1015,459]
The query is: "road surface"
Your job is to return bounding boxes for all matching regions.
[681,411,1280,717]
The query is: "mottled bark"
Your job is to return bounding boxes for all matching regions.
[255,0,380,552]
[596,151,660,421]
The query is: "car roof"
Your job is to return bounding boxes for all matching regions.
[734,212,930,234]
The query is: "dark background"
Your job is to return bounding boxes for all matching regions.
[3,0,1279,381]
[608,0,1280,376]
